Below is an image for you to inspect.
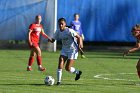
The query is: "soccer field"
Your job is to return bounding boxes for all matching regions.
[0,49,140,93]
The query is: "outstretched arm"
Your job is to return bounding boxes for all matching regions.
[48,38,55,43]
[123,42,140,57]
[41,29,51,40]
[75,34,83,49]
[41,29,56,43]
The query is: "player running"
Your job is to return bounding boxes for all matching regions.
[27,15,51,71]
[49,18,83,85]
[123,24,140,56]
[123,24,140,78]
[71,13,86,58]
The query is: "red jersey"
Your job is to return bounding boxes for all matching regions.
[29,23,43,43]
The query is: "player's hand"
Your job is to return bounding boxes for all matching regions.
[79,43,83,49]
[48,38,51,42]
[48,39,52,43]
[123,50,129,57]
[29,42,33,47]
[29,42,36,47]
[48,38,55,43]
[29,42,35,48]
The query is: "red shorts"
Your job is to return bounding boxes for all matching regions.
[28,42,39,48]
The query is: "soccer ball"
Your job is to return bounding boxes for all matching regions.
[44,76,55,86]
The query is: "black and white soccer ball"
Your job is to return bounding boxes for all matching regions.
[44,76,55,86]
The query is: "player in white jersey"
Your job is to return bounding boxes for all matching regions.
[49,18,83,85]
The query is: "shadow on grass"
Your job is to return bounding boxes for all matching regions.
[0,83,83,86]
[87,56,139,59]
[86,51,140,59]
[0,83,45,86]
[87,82,140,87]
[59,83,83,86]
[121,81,140,86]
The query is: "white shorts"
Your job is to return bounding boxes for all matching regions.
[61,49,78,59]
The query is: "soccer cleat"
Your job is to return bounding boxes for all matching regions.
[81,55,86,58]
[75,71,82,81]
[57,82,61,85]
[38,67,46,71]
[27,67,32,71]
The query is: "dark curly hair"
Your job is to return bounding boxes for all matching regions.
[58,18,66,23]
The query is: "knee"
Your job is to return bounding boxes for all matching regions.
[37,51,41,56]
[35,48,41,56]
[30,53,35,57]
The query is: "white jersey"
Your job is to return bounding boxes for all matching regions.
[53,28,78,52]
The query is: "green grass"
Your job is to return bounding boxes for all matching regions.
[0,49,140,93]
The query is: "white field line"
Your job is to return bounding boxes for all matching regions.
[94,73,139,81]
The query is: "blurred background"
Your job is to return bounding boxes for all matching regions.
[0,0,140,50]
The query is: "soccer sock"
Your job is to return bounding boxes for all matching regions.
[37,56,42,66]
[28,57,34,67]
[70,67,79,74]
[57,69,62,82]
[137,71,140,78]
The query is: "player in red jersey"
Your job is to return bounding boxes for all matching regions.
[27,15,51,71]
[123,24,140,78]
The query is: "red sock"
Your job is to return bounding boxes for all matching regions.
[37,56,42,65]
[28,57,34,66]
[137,71,140,78]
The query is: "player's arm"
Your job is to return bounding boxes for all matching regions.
[123,42,140,56]
[80,24,85,40]
[28,29,33,46]
[49,38,55,43]
[48,30,59,43]
[128,42,140,52]
[41,29,50,39]
[41,29,53,42]
[70,29,83,48]
[70,29,84,53]
[75,34,84,54]
[75,34,83,49]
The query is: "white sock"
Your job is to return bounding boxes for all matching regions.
[57,69,62,82]
[38,65,42,68]
[28,66,31,68]
[70,67,79,74]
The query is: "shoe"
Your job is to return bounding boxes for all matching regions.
[57,82,61,85]
[27,67,32,71]
[75,71,82,81]
[38,67,46,71]
[81,55,86,58]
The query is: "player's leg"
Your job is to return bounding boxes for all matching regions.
[27,48,35,71]
[65,52,82,80]
[57,55,67,85]
[65,59,82,81]
[136,59,140,78]
[34,46,46,71]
